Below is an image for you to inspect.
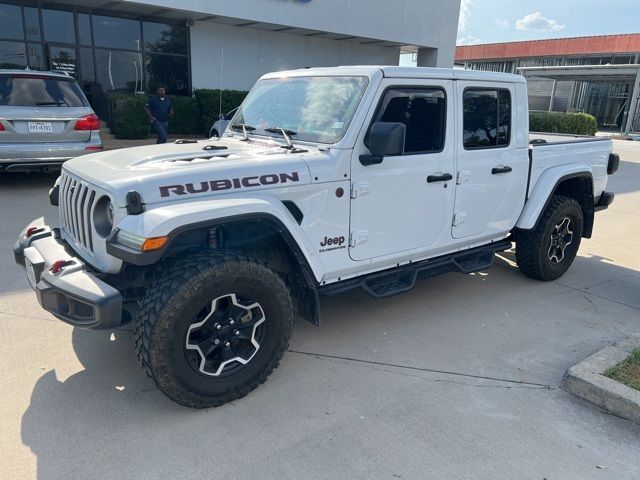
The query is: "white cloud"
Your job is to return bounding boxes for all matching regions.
[458,0,473,34]
[457,36,482,46]
[516,12,565,32]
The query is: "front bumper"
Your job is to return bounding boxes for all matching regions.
[13,218,123,329]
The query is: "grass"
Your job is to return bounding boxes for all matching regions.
[604,347,640,391]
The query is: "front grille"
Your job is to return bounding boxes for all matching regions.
[59,171,97,252]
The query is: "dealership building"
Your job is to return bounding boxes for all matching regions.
[455,34,640,134]
[0,0,460,108]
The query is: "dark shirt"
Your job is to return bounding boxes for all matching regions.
[146,95,172,122]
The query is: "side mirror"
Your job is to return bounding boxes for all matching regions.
[361,122,405,166]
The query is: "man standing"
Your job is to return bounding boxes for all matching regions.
[145,86,173,144]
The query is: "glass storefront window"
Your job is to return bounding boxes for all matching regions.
[0,3,24,40]
[0,5,190,99]
[80,47,95,84]
[42,9,75,44]
[0,40,27,68]
[78,13,92,46]
[49,46,78,77]
[145,53,188,96]
[95,49,144,93]
[24,7,41,42]
[26,43,44,70]
[143,22,187,55]
[93,15,141,51]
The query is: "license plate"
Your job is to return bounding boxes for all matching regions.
[25,258,37,289]
[28,121,53,133]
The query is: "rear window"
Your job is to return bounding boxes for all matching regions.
[0,75,88,107]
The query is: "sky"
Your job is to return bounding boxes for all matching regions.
[457,0,640,46]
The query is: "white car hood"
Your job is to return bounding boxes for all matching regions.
[63,138,313,206]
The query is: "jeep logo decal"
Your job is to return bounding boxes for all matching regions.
[159,172,300,198]
[319,235,346,253]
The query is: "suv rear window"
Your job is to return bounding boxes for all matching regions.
[0,75,88,107]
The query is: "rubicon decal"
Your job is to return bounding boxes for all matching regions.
[159,172,300,197]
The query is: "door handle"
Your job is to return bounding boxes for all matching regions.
[427,173,453,183]
[492,166,513,175]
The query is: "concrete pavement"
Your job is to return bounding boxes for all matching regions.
[1,141,639,479]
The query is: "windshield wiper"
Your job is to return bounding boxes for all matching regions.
[264,127,298,150]
[230,123,256,141]
[35,101,66,106]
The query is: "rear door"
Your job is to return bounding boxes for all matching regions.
[0,74,92,144]
[349,79,456,261]
[452,81,528,239]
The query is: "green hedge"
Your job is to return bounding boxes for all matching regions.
[530,111,597,136]
[194,89,248,135]
[168,96,200,135]
[108,95,150,140]
[107,89,248,139]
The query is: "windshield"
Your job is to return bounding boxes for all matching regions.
[0,75,88,107]
[230,76,369,144]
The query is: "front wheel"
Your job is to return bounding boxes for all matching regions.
[135,253,293,408]
[515,195,583,281]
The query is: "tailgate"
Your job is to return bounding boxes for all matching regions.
[0,106,92,143]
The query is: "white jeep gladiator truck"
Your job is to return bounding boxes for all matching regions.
[14,67,619,408]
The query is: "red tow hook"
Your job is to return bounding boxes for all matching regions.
[50,260,73,274]
[26,226,44,238]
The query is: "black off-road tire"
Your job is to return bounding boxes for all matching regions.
[134,253,293,408]
[515,195,583,281]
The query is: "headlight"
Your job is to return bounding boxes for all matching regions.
[94,196,114,238]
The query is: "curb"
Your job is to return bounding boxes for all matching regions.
[561,335,640,424]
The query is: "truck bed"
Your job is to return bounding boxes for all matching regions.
[527,132,613,201]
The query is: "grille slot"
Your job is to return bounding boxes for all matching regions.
[58,172,98,253]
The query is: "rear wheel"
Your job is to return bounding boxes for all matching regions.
[515,195,583,281]
[135,253,293,408]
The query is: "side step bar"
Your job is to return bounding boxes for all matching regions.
[319,240,512,300]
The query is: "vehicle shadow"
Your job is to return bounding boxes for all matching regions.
[20,247,640,477]
[0,172,59,296]
[20,327,190,479]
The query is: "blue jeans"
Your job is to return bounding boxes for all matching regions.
[153,120,169,144]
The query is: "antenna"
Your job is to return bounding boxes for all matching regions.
[218,48,224,120]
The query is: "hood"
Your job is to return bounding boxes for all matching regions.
[63,138,314,206]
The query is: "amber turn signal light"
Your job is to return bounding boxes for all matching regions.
[141,236,169,252]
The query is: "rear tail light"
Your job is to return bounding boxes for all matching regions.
[85,145,103,151]
[0,122,5,131]
[74,113,100,131]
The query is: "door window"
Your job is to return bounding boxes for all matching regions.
[463,89,511,149]
[368,88,446,154]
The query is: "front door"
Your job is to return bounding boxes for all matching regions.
[452,81,529,239]
[349,80,456,261]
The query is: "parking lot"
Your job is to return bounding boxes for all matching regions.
[1,141,639,480]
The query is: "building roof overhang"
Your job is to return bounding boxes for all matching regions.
[518,64,640,83]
